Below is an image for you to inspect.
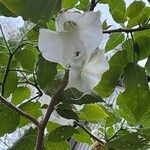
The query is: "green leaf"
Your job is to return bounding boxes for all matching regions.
[36,55,57,94]
[107,132,150,149]
[98,0,109,4]
[117,63,150,124]
[0,52,8,67]
[123,39,134,62]
[47,19,56,31]
[48,126,78,142]
[139,111,150,128]
[72,127,92,145]
[109,0,126,13]
[126,1,145,19]
[0,2,16,16]
[4,72,18,98]
[0,103,20,136]
[12,86,31,105]
[61,88,104,105]
[47,122,60,133]
[134,29,150,39]
[96,51,129,98]
[79,104,108,123]
[15,45,38,71]
[111,9,127,23]
[145,56,150,76]
[102,20,111,30]
[62,0,78,8]
[44,140,70,150]
[105,111,120,127]
[56,108,79,120]
[105,32,125,52]
[135,36,150,60]
[76,0,89,11]
[10,128,37,150]
[142,7,150,19]
[1,0,62,23]
[19,102,42,127]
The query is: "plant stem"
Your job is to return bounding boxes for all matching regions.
[74,121,104,146]
[0,95,39,126]
[1,54,13,96]
[103,26,150,34]
[35,70,69,150]
[89,0,96,11]
[0,24,11,54]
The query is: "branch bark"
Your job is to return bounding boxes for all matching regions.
[35,70,69,150]
[0,95,39,126]
[103,26,150,34]
[89,0,96,11]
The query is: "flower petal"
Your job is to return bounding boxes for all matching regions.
[67,66,93,92]
[77,11,103,56]
[67,49,109,92]
[82,49,109,88]
[38,29,64,64]
[56,11,82,32]
[38,29,86,67]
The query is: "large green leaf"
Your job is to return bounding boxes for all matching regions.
[108,0,126,23]
[109,0,126,13]
[134,36,150,60]
[36,55,57,94]
[122,39,134,62]
[111,9,127,23]
[15,45,38,71]
[96,51,129,98]
[79,104,108,123]
[10,128,37,150]
[105,32,125,52]
[19,101,42,127]
[0,103,20,136]
[0,2,16,16]
[107,132,150,149]
[72,127,92,145]
[1,0,62,23]
[12,86,31,105]
[126,1,145,19]
[44,139,70,150]
[75,0,89,11]
[56,108,76,119]
[48,126,77,142]
[61,88,104,105]
[4,72,18,98]
[0,52,8,67]
[62,0,78,8]
[117,63,150,124]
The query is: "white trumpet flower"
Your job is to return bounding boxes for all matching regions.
[67,49,109,92]
[38,11,102,67]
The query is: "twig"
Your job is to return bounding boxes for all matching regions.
[13,21,41,55]
[21,94,41,105]
[74,121,104,146]
[107,120,125,142]
[0,24,11,54]
[9,69,32,74]
[0,95,39,126]
[1,55,13,96]
[18,81,43,95]
[103,26,150,34]
[89,0,96,11]
[35,70,69,150]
